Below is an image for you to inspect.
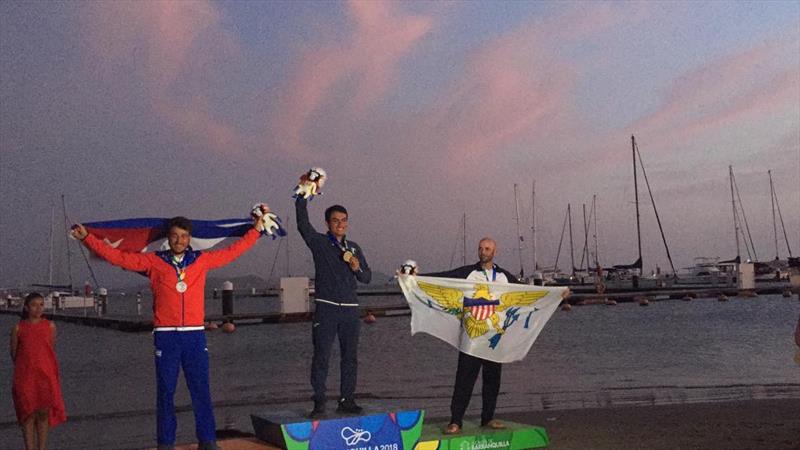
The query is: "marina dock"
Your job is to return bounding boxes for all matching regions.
[1,283,795,332]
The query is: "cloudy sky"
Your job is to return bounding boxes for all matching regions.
[1,1,798,289]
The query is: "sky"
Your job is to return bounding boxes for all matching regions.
[1,1,798,289]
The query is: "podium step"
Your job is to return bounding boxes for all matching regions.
[251,408,424,450]
[415,420,548,450]
[146,437,279,450]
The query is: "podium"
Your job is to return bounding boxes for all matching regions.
[251,408,548,450]
[251,409,424,450]
[415,420,548,449]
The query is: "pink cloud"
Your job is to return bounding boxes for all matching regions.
[425,41,574,164]
[541,1,651,42]
[628,37,799,141]
[81,1,245,153]
[271,1,433,155]
[405,3,645,173]
[682,70,798,135]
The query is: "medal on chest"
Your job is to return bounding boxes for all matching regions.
[328,232,355,264]
[172,255,188,293]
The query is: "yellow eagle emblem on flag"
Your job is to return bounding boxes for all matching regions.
[417,281,548,339]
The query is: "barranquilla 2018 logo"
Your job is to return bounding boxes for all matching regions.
[455,433,512,450]
[339,425,400,450]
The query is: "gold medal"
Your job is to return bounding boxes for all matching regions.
[343,251,353,262]
[176,281,188,293]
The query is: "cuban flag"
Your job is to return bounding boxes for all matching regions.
[84,217,270,253]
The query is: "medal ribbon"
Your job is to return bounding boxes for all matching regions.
[170,255,187,283]
[481,266,496,282]
[326,232,355,256]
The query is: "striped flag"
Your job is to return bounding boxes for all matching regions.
[398,275,567,363]
[84,217,276,253]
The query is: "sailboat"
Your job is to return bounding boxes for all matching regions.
[546,204,576,285]
[31,196,97,310]
[680,167,794,286]
[604,136,676,290]
[755,170,793,281]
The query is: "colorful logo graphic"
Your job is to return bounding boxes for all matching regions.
[341,426,371,446]
[282,410,423,450]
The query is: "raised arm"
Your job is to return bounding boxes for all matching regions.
[73,224,152,272]
[295,197,320,245]
[202,227,261,270]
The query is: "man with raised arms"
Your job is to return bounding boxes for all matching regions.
[71,205,272,450]
[294,169,372,418]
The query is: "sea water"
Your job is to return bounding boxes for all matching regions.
[0,294,798,449]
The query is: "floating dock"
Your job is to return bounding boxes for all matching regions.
[1,284,795,332]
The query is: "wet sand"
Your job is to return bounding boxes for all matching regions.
[503,398,800,450]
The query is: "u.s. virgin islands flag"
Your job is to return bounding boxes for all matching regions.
[398,275,567,363]
[84,218,262,253]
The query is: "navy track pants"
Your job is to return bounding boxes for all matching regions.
[154,330,216,445]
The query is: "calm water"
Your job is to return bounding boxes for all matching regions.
[1,294,799,449]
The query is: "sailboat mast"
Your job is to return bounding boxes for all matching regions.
[531,181,537,272]
[769,170,779,259]
[49,206,54,288]
[462,212,467,266]
[285,216,291,276]
[592,195,599,268]
[568,203,575,276]
[770,172,793,257]
[513,184,524,278]
[61,195,74,289]
[632,136,642,275]
[729,166,741,260]
[553,206,568,273]
[731,168,758,261]
[581,203,589,270]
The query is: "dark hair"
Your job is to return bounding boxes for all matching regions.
[325,205,348,222]
[22,292,44,320]
[167,216,193,234]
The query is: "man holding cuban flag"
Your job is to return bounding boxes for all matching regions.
[398,238,569,436]
[70,203,283,450]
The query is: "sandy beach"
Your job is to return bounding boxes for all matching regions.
[503,398,800,450]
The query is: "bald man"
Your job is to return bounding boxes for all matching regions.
[421,237,522,434]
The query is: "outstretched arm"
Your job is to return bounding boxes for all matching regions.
[203,207,268,270]
[72,224,152,272]
[421,265,474,279]
[203,227,261,270]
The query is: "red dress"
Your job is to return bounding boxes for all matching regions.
[12,319,67,426]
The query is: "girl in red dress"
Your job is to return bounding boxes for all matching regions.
[10,293,66,450]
